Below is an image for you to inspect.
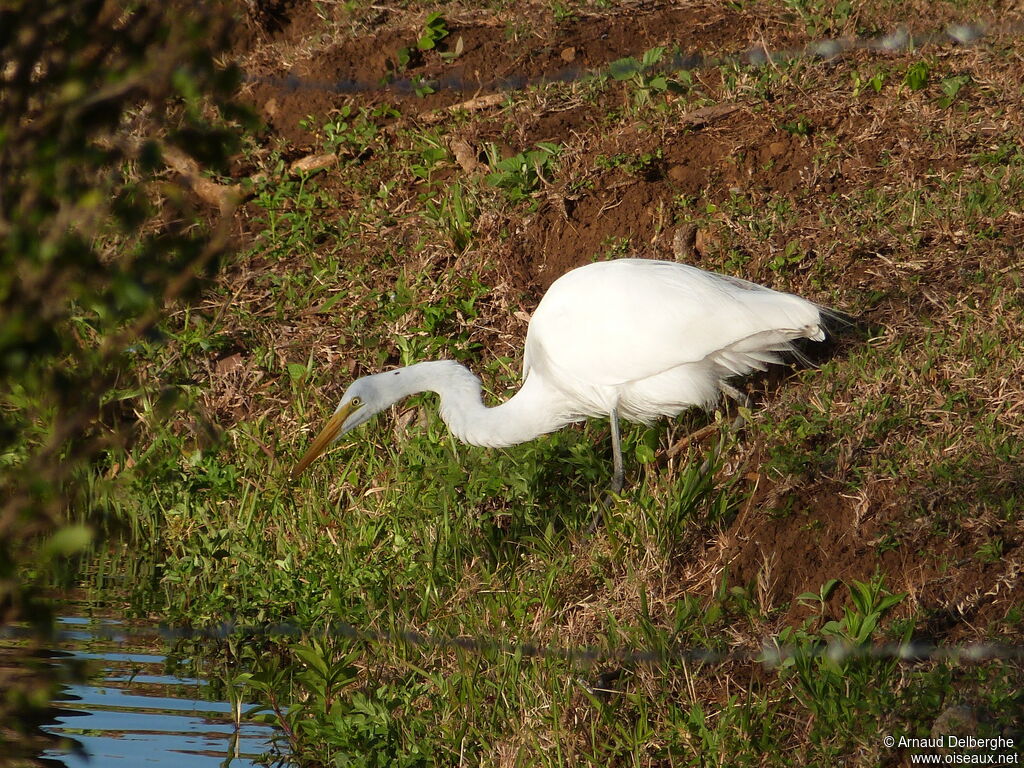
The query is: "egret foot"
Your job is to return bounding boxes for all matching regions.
[589,488,619,535]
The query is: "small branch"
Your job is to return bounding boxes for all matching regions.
[417,92,506,124]
[666,423,720,458]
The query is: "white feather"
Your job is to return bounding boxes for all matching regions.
[523,259,825,419]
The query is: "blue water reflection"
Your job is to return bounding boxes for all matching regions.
[40,616,281,767]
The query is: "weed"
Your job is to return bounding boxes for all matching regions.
[904,61,930,91]
[600,236,632,260]
[594,148,663,176]
[975,539,1003,564]
[851,68,886,96]
[250,169,336,257]
[782,0,852,35]
[394,12,450,71]
[768,240,806,272]
[938,74,971,108]
[415,12,448,52]
[484,142,561,202]
[300,106,381,157]
[422,182,478,252]
[408,132,449,180]
[550,1,577,23]
[775,577,907,748]
[608,47,688,108]
[409,75,435,98]
[782,116,812,136]
[239,639,431,766]
[796,578,841,617]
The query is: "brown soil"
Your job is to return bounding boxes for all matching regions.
[241,5,758,146]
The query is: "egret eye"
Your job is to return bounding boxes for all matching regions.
[350,396,363,407]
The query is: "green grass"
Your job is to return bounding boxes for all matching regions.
[65,3,1024,765]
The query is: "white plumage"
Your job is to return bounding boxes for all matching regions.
[525,259,824,422]
[292,258,828,489]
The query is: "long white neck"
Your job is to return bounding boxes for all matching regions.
[373,361,573,448]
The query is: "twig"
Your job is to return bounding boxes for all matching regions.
[666,423,720,458]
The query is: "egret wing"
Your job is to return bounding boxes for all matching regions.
[524,259,822,387]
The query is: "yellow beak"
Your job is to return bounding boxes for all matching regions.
[291,400,361,479]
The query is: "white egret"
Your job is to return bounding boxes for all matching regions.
[292,258,828,491]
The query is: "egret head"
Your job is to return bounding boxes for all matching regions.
[291,377,383,479]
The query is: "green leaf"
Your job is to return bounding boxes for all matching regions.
[42,525,94,557]
[876,592,907,613]
[904,61,930,91]
[609,57,641,80]
[293,644,330,677]
[820,578,840,600]
[857,612,880,640]
[821,619,842,635]
[941,74,969,98]
[635,443,656,464]
[641,46,665,68]
[938,74,970,107]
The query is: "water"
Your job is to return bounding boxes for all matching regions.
[33,615,281,767]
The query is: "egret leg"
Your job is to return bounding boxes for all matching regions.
[588,408,623,535]
[609,406,624,495]
[719,380,752,409]
[719,380,753,433]
[697,381,754,476]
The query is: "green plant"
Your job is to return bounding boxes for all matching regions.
[822,577,906,645]
[0,0,241,754]
[301,104,393,156]
[394,12,451,70]
[796,578,840,616]
[938,74,971,108]
[768,240,806,272]
[975,538,1003,564]
[852,68,887,96]
[608,47,687,107]
[775,577,907,740]
[550,1,577,22]
[409,133,449,180]
[423,182,478,252]
[250,167,334,257]
[484,142,561,201]
[238,640,427,766]
[410,74,436,98]
[782,0,852,34]
[782,116,812,136]
[600,236,632,259]
[904,61,930,91]
[594,149,663,176]
[415,12,449,52]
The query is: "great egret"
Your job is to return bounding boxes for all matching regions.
[292,258,828,491]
